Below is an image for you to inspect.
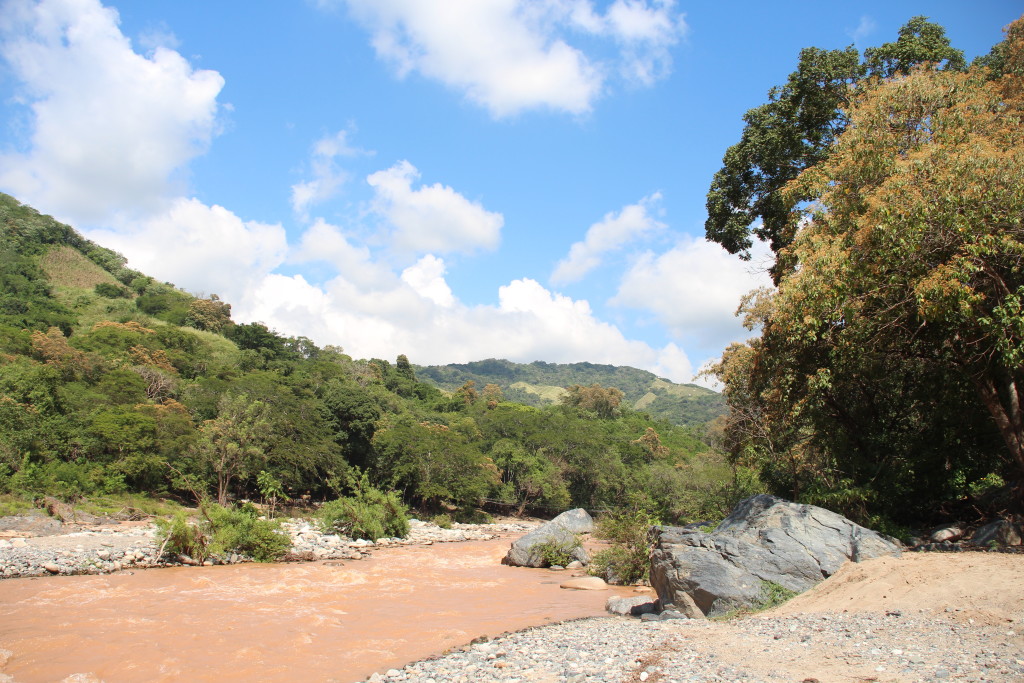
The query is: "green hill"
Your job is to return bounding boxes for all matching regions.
[0,192,742,525]
[415,359,725,426]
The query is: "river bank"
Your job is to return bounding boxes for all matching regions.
[365,552,1024,683]
[0,514,536,579]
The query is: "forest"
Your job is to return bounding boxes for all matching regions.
[0,191,745,526]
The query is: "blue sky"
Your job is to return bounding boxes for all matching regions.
[0,1,1018,383]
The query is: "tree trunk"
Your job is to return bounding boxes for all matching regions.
[972,373,1024,505]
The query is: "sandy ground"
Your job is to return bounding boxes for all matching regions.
[627,552,1024,683]
[771,552,1024,624]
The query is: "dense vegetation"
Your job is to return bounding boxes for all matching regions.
[415,358,725,426]
[0,193,749,526]
[710,16,1024,530]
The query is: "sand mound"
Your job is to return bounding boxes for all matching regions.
[769,551,1024,625]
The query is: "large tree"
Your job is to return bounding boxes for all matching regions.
[705,17,965,282]
[716,18,1024,518]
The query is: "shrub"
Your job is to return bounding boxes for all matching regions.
[317,481,409,541]
[156,502,290,563]
[94,282,129,299]
[207,504,290,562]
[589,507,657,585]
[157,510,210,563]
[432,513,453,529]
[533,535,582,567]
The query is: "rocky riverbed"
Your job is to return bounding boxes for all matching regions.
[367,607,1023,683]
[0,515,537,579]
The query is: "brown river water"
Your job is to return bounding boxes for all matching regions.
[0,538,640,682]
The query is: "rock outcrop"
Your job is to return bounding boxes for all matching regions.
[502,508,592,568]
[650,494,902,617]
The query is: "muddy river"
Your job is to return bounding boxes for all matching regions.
[0,538,642,682]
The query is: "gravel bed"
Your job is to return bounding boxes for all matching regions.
[365,609,1024,683]
[0,517,537,579]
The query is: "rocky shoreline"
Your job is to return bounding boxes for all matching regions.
[363,608,1023,683]
[0,516,537,579]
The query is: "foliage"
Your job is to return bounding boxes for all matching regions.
[713,18,1024,522]
[256,469,285,517]
[432,513,453,529]
[704,16,966,281]
[0,191,733,521]
[414,358,725,427]
[533,534,582,567]
[156,503,289,563]
[206,503,290,562]
[317,478,410,541]
[589,506,656,584]
[157,510,211,563]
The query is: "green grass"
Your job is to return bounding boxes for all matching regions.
[73,493,184,518]
[712,580,800,620]
[0,493,35,517]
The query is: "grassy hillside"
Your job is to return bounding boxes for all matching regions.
[415,359,725,426]
[0,192,748,525]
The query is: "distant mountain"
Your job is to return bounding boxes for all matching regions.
[414,358,725,426]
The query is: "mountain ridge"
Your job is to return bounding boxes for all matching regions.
[415,358,724,426]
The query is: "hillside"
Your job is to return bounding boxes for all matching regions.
[415,359,725,426]
[0,192,744,523]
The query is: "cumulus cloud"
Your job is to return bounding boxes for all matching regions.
[401,255,455,307]
[87,198,288,304]
[367,160,503,255]
[290,129,364,218]
[611,236,773,354]
[0,0,224,223]
[551,192,665,285]
[337,0,685,117]
[241,270,697,383]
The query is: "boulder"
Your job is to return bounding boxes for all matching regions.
[559,576,607,590]
[606,595,657,616]
[971,519,1022,547]
[650,494,902,618]
[502,508,592,568]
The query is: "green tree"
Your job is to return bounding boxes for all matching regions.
[716,21,1024,518]
[705,17,964,281]
[196,393,271,505]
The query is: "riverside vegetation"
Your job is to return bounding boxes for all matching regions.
[0,190,756,566]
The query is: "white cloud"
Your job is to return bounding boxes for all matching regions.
[338,0,685,117]
[0,0,224,223]
[849,15,877,45]
[290,129,364,218]
[87,198,287,304]
[401,255,455,307]
[551,192,665,285]
[367,160,503,255]
[611,236,773,353]
[241,270,698,383]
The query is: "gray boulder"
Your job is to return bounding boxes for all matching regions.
[971,519,1022,547]
[502,508,593,568]
[606,595,657,616]
[650,494,901,617]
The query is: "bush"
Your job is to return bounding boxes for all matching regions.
[207,504,290,562]
[317,481,409,541]
[157,510,210,562]
[94,282,129,299]
[156,502,290,563]
[432,513,453,529]
[533,535,582,567]
[589,507,657,585]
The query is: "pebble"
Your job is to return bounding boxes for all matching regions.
[360,609,1024,683]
